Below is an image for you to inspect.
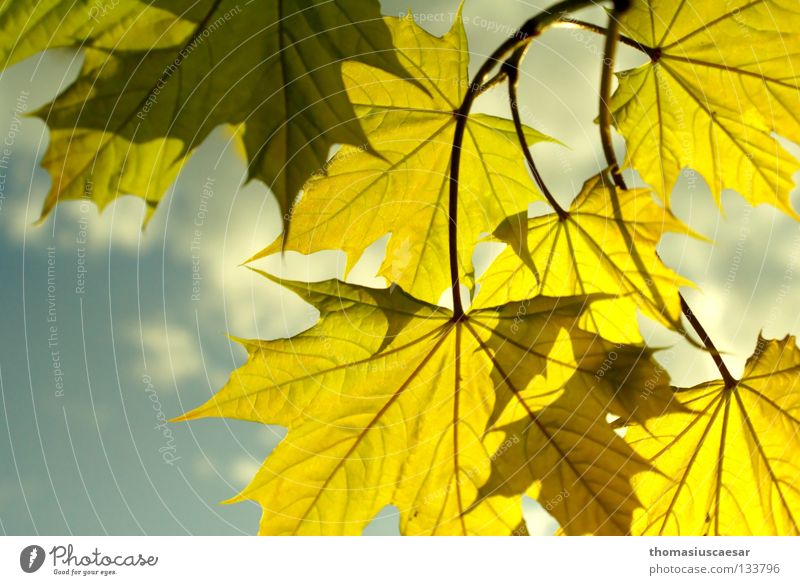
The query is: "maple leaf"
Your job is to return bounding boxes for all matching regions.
[15,0,408,221]
[174,272,668,535]
[0,0,138,67]
[626,335,800,535]
[484,389,649,535]
[481,324,678,535]
[254,10,551,305]
[609,0,800,217]
[473,173,692,343]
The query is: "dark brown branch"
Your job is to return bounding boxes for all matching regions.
[555,18,659,58]
[475,70,508,96]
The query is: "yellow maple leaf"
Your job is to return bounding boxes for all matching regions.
[627,335,800,535]
[175,273,667,535]
[474,173,693,343]
[610,0,800,217]
[255,10,551,305]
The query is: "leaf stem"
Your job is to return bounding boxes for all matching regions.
[447,0,608,319]
[555,18,658,58]
[503,49,569,220]
[598,14,626,191]
[679,296,738,388]
[596,8,737,387]
[475,70,509,96]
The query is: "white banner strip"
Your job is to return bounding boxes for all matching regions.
[1,536,798,583]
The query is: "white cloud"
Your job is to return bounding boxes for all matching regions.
[135,321,199,385]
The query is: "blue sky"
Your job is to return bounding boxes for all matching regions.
[1,0,799,536]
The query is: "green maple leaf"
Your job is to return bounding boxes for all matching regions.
[174,272,670,535]
[0,1,138,67]
[627,335,800,535]
[4,0,409,221]
[254,10,551,305]
[610,0,800,217]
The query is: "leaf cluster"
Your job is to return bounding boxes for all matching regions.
[8,0,800,535]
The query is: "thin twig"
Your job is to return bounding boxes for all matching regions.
[598,15,626,191]
[475,70,508,96]
[555,18,658,58]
